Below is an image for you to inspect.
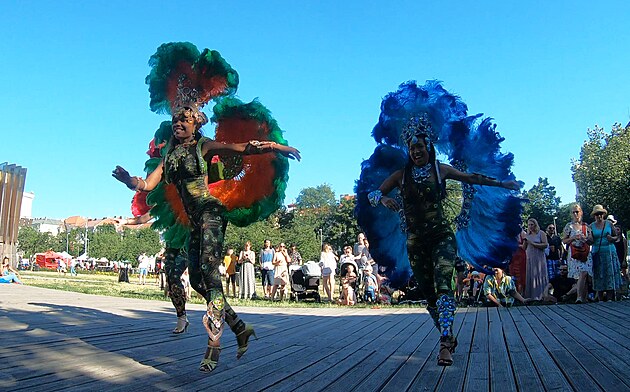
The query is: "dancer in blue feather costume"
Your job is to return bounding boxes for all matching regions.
[356,80,522,366]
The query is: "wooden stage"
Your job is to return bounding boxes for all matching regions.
[1,285,629,392]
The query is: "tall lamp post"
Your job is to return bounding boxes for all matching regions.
[64,220,69,253]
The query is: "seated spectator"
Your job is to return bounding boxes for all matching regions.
[465,271,486,305]
[483,267,528,307]
[1,257,22,284]
[542,265,577,303]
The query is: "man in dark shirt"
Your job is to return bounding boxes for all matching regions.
[543,265,576,303]
[546,224,563,280]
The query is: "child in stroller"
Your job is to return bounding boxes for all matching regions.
[338,259,358,305]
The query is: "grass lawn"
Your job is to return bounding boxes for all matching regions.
[18,270,393,309]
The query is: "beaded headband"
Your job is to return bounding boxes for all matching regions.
[172,75,208,127]
[401,114,435,150]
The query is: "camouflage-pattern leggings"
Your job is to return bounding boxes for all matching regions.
[163,247,188,317]
[407,229,457,333]
[188,207,244,342]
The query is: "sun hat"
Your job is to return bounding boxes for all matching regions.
[590,204,607,217]
[607,214,618,225]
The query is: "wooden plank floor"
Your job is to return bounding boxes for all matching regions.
[1,285,629,392]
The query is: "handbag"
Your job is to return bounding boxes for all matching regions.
[570,223,590,262]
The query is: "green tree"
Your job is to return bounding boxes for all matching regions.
[295,184,336,210]
[17,226,58,257]
[572,123,630,227]
[322,196,361,253]
[521,177,562,227]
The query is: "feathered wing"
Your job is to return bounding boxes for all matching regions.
[210,97,290,227]
[355,144,411,285]
[450,117,524,271]
[356,80,523,286]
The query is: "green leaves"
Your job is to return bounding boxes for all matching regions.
[521,177,561,227]
[572,123,630,227]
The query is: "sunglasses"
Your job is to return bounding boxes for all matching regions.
[594,212,604,216]
[572,211,580,214]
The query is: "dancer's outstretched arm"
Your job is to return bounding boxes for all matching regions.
[112,163,163,192]
[201,140,301,162]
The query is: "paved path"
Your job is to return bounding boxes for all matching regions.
[1,285,629,391]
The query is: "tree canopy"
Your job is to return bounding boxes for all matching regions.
[572,123,630,228]
[521,177,562,228]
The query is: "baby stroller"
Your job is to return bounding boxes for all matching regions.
[290,261,322,302]
[339,259,360,303]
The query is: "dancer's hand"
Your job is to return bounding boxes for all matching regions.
[380,196,400,211]
[276,145,301,161]
[112,166,132,187]
[501,180,521,191]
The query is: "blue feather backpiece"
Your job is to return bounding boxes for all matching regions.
[356,81,524,287]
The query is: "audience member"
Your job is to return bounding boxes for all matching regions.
[239,241,256,300]
[609,216,628,298]
[542,265,576,303]
[510,227,527,294]
[320,243,338,301]
[363,264,378,303]
[339,263,358,305]
[223,248,238,298]
[562,203,593,303]
[524,218,549,300]
[545,224,563,279]
[1,257,22,284]
[259,239,275,299]
[138,253,149,285]
[353,233,368,269]
[288,244,303,266]
[181,268,192,300]
[271,243,290,301]
[589,205,621,301]
[483,267,527,307]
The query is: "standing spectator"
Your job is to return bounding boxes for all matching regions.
[562,203,593,303]
[223,249,238,298]
[271,243,290,301]
[523,218,548,300]
[509,227,527,294]
[609,216,628,298]
[58,259,67,275]
[320,243,338,301]
[542,265,577,303]
[70,258,78,276]
[239,241,256,300]
[181,268,192,300]
[483,267,527,307]
[259,239,275,299]
[288,244,303,266]
[589,205,621,301]
[545,224,563,279]
[138,254,149,285]
[353,233,368,269]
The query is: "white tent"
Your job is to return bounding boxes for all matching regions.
[76,253,88,261]
[59,251,73,260]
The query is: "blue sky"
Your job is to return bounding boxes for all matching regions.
[2,1,629,219]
